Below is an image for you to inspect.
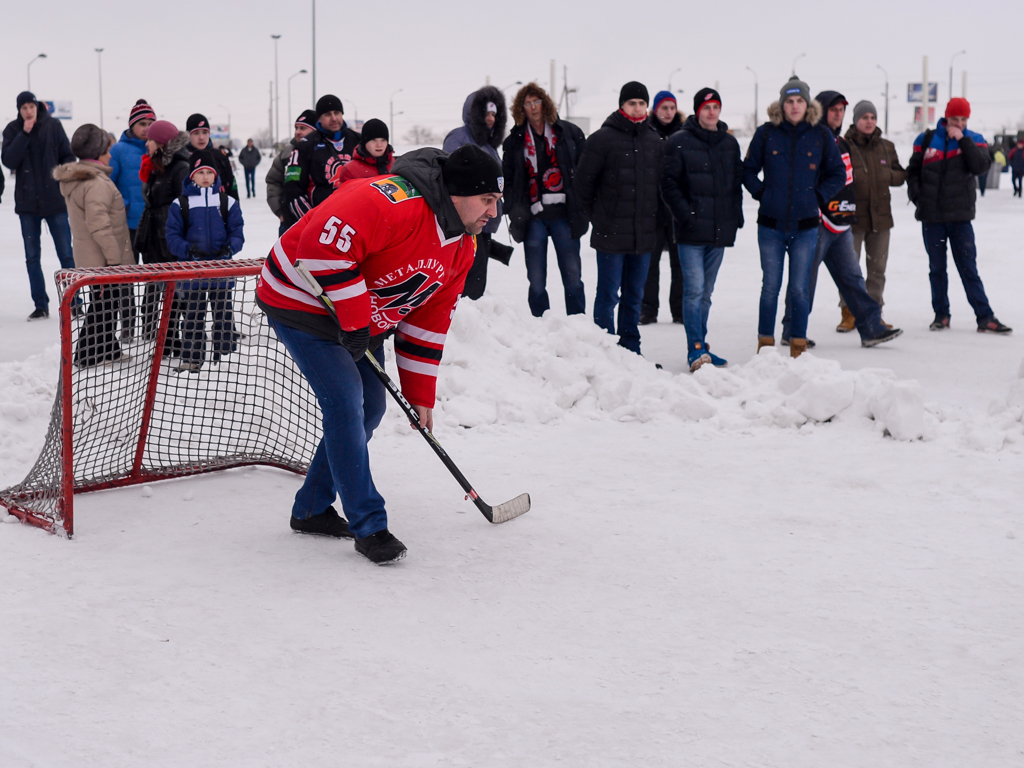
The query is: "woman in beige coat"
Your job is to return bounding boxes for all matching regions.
[53,124,134,366]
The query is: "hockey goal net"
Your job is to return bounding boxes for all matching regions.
[0,259,320,537]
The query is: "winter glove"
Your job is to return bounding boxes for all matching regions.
[339,325,371,362]
[217,245,232,258]
[488,241,515,266]
[185,245,199,261]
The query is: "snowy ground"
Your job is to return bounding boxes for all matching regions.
[1,151,1023,767]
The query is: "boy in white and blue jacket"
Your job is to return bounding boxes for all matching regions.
[166,148,245,372]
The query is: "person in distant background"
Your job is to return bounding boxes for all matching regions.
[266,110,317,235]
[1009,138,1024,198]
[640,90,684,327]
[2,91,76,320]
[443,85,511,299]
[238,138,261,198]
[339,119,394,182]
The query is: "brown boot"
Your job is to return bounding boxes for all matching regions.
[790,338,808,358]
[757,336,775,352]
[836,306,856,333]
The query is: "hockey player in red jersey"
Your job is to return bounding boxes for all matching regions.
[256,145,504,564]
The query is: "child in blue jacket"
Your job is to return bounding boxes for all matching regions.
[166,148,244,372]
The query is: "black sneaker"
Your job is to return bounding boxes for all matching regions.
[27,308,49,321]
[290,505,354,539]
[354,529,407,565]
[978,318,1012,334]
[861,326,903,347]
[929,315,950,331]
[638,311,657,326]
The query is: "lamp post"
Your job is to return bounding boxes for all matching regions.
[217,104,231,142]
[27,53,46,91]
[347,101,358,121]
[501,80,523,95]
[949,49,966,101]
[311,0,316,105]
[791,52,806,76]
[668,67,682,91]
[287,69,307,127]
[746,66,759,127]
[876,64,889,135]
[271,34,281,145]
[95,48,104,130]
[390,88,403,141]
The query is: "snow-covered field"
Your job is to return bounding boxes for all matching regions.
[1,150,1023,767]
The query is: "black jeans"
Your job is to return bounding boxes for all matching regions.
[640,222,682,321]
[75,285,124,367]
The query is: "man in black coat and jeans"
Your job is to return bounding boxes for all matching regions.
[661,88,743,371]
[1,92,76,320]
[503,82,587,317]
[576,82,663,355]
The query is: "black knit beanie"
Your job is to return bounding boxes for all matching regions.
[295,109,317,128]
[442,145,503,197]
[186,113,210,133]
[188,148,219,178]
[316,94,344,117]
[619,81,649,106]
[360,118,389,143]
[693,87,722,114]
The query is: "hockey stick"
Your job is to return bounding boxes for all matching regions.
[291,260,530,524]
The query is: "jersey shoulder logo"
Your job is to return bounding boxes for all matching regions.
[370,176,421,204]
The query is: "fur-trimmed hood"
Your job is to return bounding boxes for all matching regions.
[152,131,190,168]
[510,82,559,127]
[460,86,507,149]
[767,99,822,127]
[52,160,113,184]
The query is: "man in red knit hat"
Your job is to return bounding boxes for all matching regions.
[907,98,1010,334]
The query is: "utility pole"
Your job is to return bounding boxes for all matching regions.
[271,35,281,146]
[288,69,307,127]
[962,70,968,99]
[390,88,402,143]
[792,52,806,76]
[95,48,104,130]
[921,56,930,133]
[269,81,274,147]
[27,53,46,91]
[949,50,966,104]
[550,60,556,98]
[311,0,316,105]
[877,64,889,135]
[746,66,758,129]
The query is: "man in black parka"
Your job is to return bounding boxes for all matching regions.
[661,88,743,371]
[576,81,663,355]
[1,92,76,320]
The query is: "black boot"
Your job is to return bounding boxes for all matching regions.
[354,529,407,565]
[290,505,354,538]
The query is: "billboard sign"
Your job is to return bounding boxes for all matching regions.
[43,101,73,119]
[210,123,230,140]
[907,83,939,103]
[914,106,936,124]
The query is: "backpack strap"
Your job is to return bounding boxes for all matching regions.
[219,190,229,225]
[178,195,189,232]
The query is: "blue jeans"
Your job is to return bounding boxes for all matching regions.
[594,251,651,354]
[677,244,725,349]
[757,226,817,339]
[244,168,257,196]
[784,226,884,340]
[20,212,75,310]
[922,221,993,322]
[523,217,585,317]
[268,317,389,539]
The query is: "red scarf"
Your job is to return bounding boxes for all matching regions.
[523,123,561,211]
[139,153,154,183]
[618,108,647,124]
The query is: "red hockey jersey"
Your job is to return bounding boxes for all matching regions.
[257,174,476,408]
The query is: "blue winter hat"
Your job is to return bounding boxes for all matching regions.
[652,90,676,112]
[17,91,36,109]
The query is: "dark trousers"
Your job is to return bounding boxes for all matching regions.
[785,225,885,341]
[75,285,124,367]
[595,251,652,354]
[1012,172,1023,196]
[244,168,257,197]
[180,280,237,366]
[523,216,585,317]
[922,221,994,323]
[20,212,75,311]
[640,223,682,321]
[463,233,491,300]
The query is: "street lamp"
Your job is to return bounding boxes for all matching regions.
[390,88,403,141]
[27,53,46,91]
[311,0,317,105]
[287,69,307,127]
[791,53,806,76]
[501,80,523,94]
[668,67,682,91]
[95,49,104,130]
[949,49,966,101]
[347,101,358,121]
[876,64,889,135]
[746,66,759,126]
[271,34,281,145]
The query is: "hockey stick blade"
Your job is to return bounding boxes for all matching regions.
[483,492,531,524]
[292,260,531,526]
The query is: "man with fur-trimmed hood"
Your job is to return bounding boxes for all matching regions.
[443,85,511,299]
[503,82,588,317]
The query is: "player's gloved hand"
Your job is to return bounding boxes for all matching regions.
[185,245,198,260]
[217,245,232,258]
[339,325,371,361]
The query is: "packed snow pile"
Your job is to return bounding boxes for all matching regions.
[379,297,1024,452]
[0,346,61,485]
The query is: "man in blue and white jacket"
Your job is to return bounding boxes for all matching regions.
[166,149,244,372]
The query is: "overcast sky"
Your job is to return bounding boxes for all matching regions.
[2,0,1022,145]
